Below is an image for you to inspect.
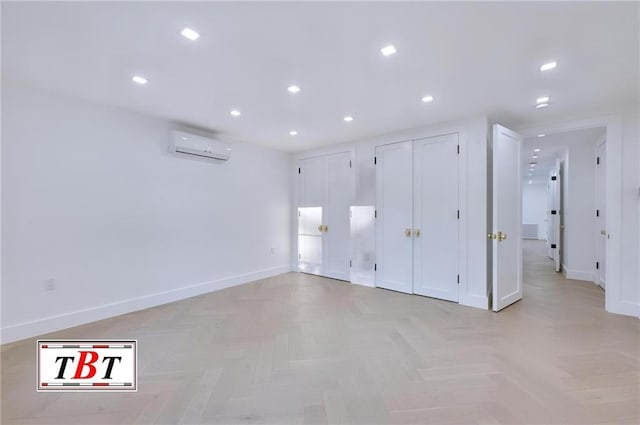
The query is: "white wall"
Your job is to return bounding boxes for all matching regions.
[1,84,292,343]
[292,116,490,309]
[522,183,548,240]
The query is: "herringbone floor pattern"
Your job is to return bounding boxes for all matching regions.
[2,240,639,424]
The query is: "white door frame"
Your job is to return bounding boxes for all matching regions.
[516,115,627,316]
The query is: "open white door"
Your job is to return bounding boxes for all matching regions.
[551,159,562,272]
[491,124,523,312]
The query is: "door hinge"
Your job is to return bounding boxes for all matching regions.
[457,210,460,219]
[596,209,600,217]
[349,160,352,168]
[298,210,301,217]
[596,156,600,165]
[374,263,377,271]
[551,175,557,181]
[596,261,600,270]
[551,244,557,249]
[457,274,460,284]
[374,210,377,218]
[298,167,301,174]
[457,145,460,154]
[298,253,301,260]
[374,156,377,165]
[350,259,352,268]
[551,210,557,215]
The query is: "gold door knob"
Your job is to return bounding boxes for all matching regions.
[317,225,323,232]
[323,225,328,232]
[414,229,421,238]
[600,229,606,235]
[405,228,412,237]
[498,231,507,242]
[488,233,497,240]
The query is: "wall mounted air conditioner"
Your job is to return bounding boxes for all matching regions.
[170,130,231,162]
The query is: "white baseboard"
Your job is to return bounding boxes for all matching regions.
[1,265,290,345]
[562,266,595,282]
[460,294,489,310]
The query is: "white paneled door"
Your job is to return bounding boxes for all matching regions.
[552,158,562,272]
[375,141,414,294]
[413,134,459,302]
[298,152,352,281]
[324,152,352,281]
[491,124,523,312]
[595,141,606,288]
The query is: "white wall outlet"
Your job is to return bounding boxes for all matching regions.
[45,278,56,291]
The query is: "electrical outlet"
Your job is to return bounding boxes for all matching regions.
[45,278,56,291]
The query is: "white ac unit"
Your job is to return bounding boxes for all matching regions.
[170,130,231,161]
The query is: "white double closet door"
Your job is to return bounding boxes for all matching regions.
[298,151,352,281]
[375,134,460,302]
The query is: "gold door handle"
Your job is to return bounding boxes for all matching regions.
[498,231,507,242]
[488,233,497,240]
[405,228,412,237]
[323,225,328,232]
[414,229,421,238]
[317,225,323,232]
[600,229,606,235]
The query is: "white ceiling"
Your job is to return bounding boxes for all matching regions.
[522,127,605,185]
[2,2,638,152]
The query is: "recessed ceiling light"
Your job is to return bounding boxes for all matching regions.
[528,180,533,185]
[181,136,188,141]
[528,173,533,176]
[421,95,434,103]
[344,116,354,122]
[380,45,397,56]
[536,96,550,104]
[226,147,232,151]
[287,85,301,93]
[540,61,557,71]
[537,133,546,138]
[529,162,537,166]
[534,148,541,152]
[536,103,549,109]
[181,27,200,41]
[289,130,298,136]
[533,155,539,159]
[230,109,241,117]
[132,75,148,85]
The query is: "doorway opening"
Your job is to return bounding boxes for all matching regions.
[521,126,607,304]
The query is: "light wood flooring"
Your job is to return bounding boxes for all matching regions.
[2,240,639,424]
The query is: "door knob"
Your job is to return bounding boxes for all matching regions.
[488,233,497,240]
[414,229,421,238]
[323,225,328,232]
[600,229,606,235]
[405,228,412,237]
[498,231,507,242]
[317,225,323,232]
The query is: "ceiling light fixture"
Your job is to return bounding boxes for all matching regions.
[534,148,541,152]
[536,103,549,109]
[537,133,546,138]
[421,95,434,103]
[380,45,396,56]
[533,155,539,159]
[287,85,301,93]
[536,96,550,104]
[289,130,298,136]
[230,109,241,117]
[181,27,200,41]
[132,75,148,85]
[540,61,557,71]
[344,116,354,122]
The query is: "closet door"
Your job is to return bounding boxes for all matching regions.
[298,157,325,275]
[412,134,459,301]
[595,142,606,288]
[323,152,352,281]
[375,141,413,294]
